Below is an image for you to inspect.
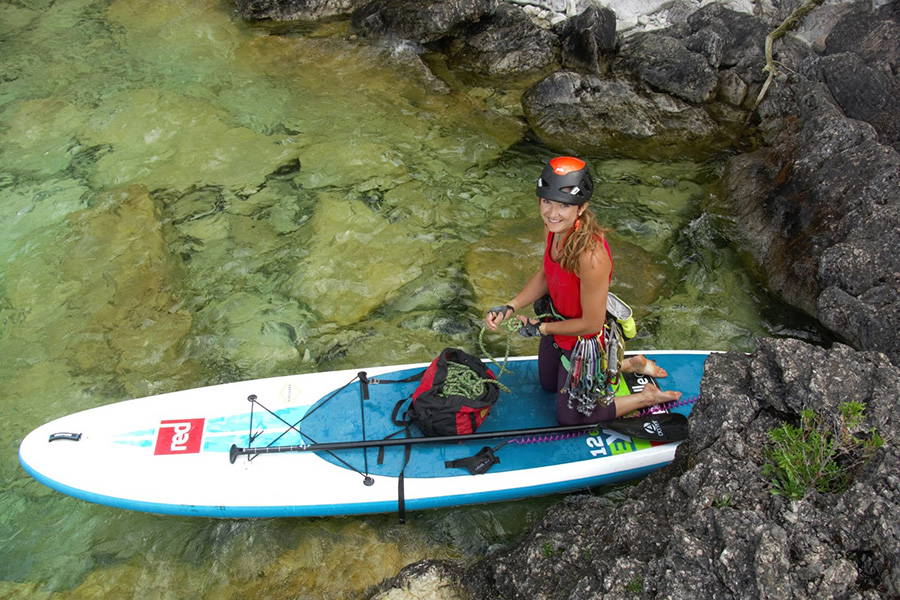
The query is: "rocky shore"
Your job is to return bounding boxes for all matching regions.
[368,339,899,599]
[234,1,899,598]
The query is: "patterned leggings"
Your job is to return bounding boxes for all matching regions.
[538,335,617,425]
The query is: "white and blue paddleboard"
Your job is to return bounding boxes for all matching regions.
[18,351,710,518]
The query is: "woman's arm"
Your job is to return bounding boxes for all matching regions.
[538,246,610,338]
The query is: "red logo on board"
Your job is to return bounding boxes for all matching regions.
[154,419,205,455]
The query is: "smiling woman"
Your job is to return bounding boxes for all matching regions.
[0,0,813,597]
[485,156,682,426]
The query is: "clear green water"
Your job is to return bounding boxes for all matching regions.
[1,0,820,597]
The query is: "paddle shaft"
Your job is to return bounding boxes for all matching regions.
[228,413,687,463]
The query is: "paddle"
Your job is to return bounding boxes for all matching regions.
[228,412,688,463]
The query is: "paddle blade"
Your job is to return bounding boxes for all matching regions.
[604,413,689,442]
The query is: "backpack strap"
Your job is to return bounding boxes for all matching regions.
[368,370,426,385]
[391,397,412,427]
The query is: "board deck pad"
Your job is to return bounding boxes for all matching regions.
[19,352,709,517]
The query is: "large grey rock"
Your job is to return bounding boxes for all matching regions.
[234,0,367,21]
[616,32,719,103]
[806,1,899,151]
[351,0,499,43]
[720,0,900,366]
[445,3,558,77]
[555,5,617,74]
[685,2,769,78]
[522,71,727,160]
[823,0,900,73]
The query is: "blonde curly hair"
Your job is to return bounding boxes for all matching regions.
[558,206,609,275]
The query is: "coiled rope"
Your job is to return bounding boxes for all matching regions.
[439,360,510,397]
[476,315,529,377]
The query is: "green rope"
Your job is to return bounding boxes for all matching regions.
[439,361,510,396]
[476,313,554,377]
[477,316,523,377]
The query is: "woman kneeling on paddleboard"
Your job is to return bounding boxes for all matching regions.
[485,156,680,425]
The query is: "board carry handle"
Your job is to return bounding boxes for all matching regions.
[228,412,689,463]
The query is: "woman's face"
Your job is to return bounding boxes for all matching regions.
[539,197,585,234]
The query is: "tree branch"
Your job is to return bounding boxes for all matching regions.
[750,0,825,115]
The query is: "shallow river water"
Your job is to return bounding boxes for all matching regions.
[1,0,820,598]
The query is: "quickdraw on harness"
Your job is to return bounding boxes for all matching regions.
[554,292,637,415]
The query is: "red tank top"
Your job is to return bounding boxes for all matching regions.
[543,231,613,351]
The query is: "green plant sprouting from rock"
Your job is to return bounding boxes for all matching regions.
[762,401,883,500]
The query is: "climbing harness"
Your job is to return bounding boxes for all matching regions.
[547,291,638,414]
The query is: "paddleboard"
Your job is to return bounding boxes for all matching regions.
[18,351,710,518]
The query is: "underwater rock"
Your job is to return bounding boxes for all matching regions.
[377,39,452,94]
[81,89,299,192]
[295,138,408,190]
[365,559,468,600]
[4,186,194,396]
[1,97,83,177]
[191,292,310,375]
[288,194,437,326]
[465,222,544,313]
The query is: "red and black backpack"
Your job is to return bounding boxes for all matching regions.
[392,348,499,437]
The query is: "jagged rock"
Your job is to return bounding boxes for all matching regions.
[446,3,558,77]
[381,338,898,599]
[522,71,726,160]
[683,2,769,87]
[823,0,899,73]
[616,32,719,103]
[819,51,900,151]
[684,25,725,67]
[351,0,499,44]
[522,4,774,158]
[720,1,900,363]
[717,2,900,364]
[234,0,367,21]
[555,5,617,74]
